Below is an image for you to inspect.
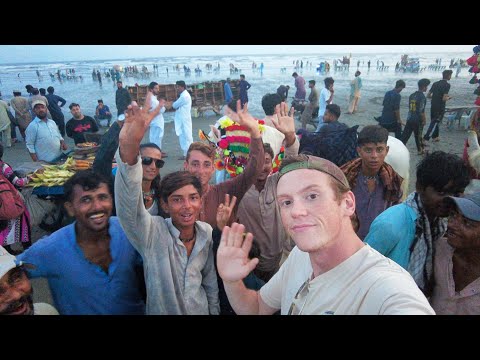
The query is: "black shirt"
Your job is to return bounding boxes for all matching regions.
[65,116,99,144]
[430,79,450,113]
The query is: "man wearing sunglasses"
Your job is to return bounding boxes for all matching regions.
[217,155,435,315]
[139,143,167,217]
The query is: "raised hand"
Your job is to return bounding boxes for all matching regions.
[233,100,261,138]
[216,194,237,231]
[271,101,295,136]
[217,222,259,283]
[119,92,161,165]
[120,93,160,147]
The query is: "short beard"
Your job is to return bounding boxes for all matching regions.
[0,295,34,315]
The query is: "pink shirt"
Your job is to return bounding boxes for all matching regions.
[431,237,480,314]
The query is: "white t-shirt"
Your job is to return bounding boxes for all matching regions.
[34,303,59,315]
[260,244,435,315]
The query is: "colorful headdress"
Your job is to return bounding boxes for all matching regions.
[199,116,265,177]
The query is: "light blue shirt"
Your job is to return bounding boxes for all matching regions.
[224,82,233,103]
[364,202,417,269]
[18,217,145,315]
[25,117,64,162]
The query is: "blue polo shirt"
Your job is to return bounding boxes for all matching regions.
[18,217,145,315]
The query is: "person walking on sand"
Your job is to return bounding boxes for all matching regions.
[239,74,251,107]
[423,70,453,143]
[402,78,430,155]
[347,71,362,114]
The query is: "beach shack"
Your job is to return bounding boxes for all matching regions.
[127,79,240,117]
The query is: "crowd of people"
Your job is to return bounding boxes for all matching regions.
[1,64,479,316]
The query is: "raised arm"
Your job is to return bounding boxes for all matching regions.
[216,101,265,200]
[271,101,298,151]
[217,222,275,315]
[115,93,162,251]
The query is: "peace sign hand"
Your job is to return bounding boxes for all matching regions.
[216,194,238,230]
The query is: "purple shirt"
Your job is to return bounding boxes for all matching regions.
[294,76,306,100]
[353,173,388,240]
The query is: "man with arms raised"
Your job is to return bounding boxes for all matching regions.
[217,154,435,315]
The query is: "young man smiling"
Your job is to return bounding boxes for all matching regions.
[18,170,145,315]
[431,192,480,314]
[365,151,470,295]
[216,155,434,315]
[115,93,219,315]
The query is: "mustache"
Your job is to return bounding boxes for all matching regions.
[1,295,33,315]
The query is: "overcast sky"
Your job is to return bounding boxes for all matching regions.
[0,45,472,64]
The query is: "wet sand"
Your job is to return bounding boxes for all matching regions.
[4,74,475,306]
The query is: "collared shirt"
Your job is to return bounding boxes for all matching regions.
[431,237,480,315]
[18,217,145,315]
[25,117,64,162]
[353,173,388,240]
[115,151,219,315]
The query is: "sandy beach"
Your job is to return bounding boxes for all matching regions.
[3,67,477,306]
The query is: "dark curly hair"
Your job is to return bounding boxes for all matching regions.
[416,151,470,192]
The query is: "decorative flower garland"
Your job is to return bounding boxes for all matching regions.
[271,146,285,173]
[203,117,286,178]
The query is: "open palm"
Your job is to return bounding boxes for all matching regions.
[271,101,295,135]
[119,92,161,147]
[217,223,259,283]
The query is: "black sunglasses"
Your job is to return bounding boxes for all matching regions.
[141,157,164,168]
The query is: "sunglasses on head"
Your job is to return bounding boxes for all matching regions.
[141,157,164,168]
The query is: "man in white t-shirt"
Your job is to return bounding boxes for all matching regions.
[216,154,435,315]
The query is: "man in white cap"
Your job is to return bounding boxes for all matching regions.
[0,245,58,315]
[431,192,480,314]
[25,99,67,163]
